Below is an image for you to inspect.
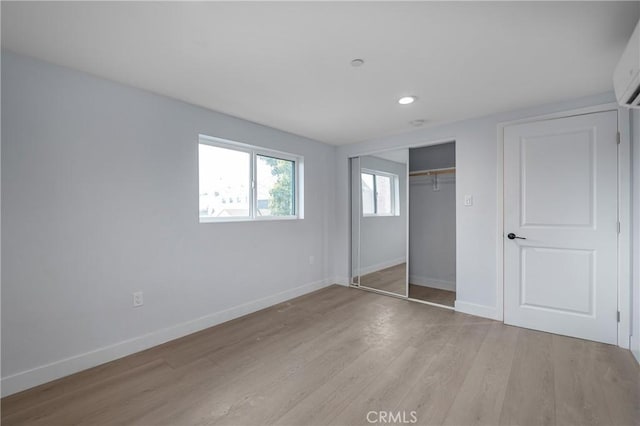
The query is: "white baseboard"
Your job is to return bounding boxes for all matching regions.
[632,349,640,366]
[454,300,500,321]
[1,278,333,397]
[332,277,351,286]
[359,258,405,276]
[409,276,456,292]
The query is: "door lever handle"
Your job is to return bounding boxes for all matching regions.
[507,233,526,240]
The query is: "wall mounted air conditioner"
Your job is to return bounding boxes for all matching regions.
[615,20,640,108]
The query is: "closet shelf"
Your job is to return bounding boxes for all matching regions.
[409,167,456,177]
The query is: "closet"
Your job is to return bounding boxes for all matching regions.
[408,143,456,307]
[350,142,456,309]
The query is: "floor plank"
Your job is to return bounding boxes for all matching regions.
[409,284,456,307]
[597,345,640,426]
[442,323,519,426]
[551,335,613,426]
[360,263,406,295]
[393,323,491,426]
[329,320,462,426]
[2,285,638,426]
[499,328,556,426]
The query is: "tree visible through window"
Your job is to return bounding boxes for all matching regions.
[199,136,301,222]
[257,155,295,217]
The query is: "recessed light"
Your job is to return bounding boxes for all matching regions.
[350,58,365,67]
[409,119,426,127]
[398,96,417,105]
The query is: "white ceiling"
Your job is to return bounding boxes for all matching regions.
[2,2,638,145]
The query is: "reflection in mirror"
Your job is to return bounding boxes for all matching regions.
[352,149,408,297]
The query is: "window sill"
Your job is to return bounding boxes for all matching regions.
[199,216,300,223]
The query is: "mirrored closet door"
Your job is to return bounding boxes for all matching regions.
[350,149,408,297]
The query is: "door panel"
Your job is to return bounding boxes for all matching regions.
[520,246,594,315]
[504,111,618,344]
[520,129,594,227]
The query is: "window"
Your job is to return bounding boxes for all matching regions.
[199,144,251,219]
[361,173,375,215]
[199,135,302,222]
[361,169,399,216]
[256,155,295,217]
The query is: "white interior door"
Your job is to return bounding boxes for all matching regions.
[504,111,618,345]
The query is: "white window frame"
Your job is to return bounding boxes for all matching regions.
[198,134,303,223]
[361,168,399,217]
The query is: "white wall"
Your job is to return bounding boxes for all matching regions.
[333,92,618,320]
[1,51,337,395]
[357,155,407,274]
[632,109,640,363]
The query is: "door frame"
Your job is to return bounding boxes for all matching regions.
[497,103,631,348]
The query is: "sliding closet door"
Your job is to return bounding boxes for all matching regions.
[351,157,361,285]
[350,150,408,298]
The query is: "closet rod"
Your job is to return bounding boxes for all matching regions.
[409,167,456,177]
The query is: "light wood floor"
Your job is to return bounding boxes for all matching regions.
[360,263,456,307]
[360,263,406,295]
[409,284,456,307]
[2,285,638,426]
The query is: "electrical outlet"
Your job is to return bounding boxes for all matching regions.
[133,291,144,307]
[309,255,315,265]
[464,195,473,206]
